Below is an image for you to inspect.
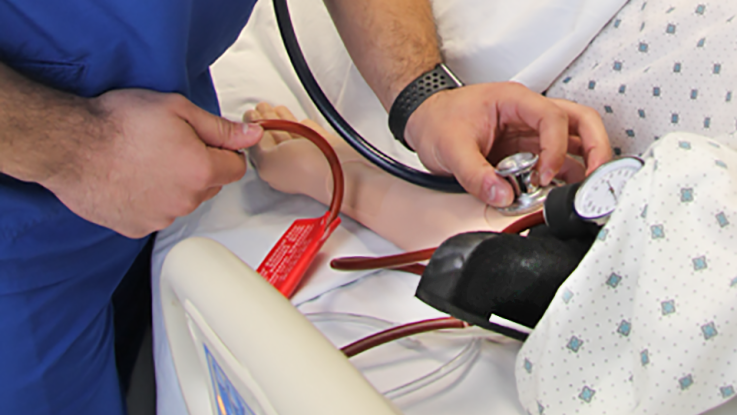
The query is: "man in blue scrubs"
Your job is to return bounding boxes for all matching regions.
[0,0,611,414]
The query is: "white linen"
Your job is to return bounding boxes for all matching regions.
[152,0,624,413]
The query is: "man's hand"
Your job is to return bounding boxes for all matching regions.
[405,82,612,206]
[41,89,263,238]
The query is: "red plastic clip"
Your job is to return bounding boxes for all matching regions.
[257,213,341,298]
[254,120,344,298]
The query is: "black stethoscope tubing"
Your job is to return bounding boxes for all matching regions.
[272,0,466,193]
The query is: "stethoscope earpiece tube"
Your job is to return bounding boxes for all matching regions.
[272,0,466,193]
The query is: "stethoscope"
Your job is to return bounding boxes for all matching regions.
[272,0,464,194]
[271,0,644,224]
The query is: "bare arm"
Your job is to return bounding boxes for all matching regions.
[0,62,108,184]
[323,0,612,206]
[0,61,263,238]
[322,0,441,109]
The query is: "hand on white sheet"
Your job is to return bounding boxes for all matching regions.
[404,82,612,207]
[45,89,263,239]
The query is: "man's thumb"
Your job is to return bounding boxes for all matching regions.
[185,105,263,150]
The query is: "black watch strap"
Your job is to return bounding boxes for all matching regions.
[388,63,464,151]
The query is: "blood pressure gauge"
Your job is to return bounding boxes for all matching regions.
[544,156,644,239]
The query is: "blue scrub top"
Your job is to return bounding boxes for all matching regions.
[0,1,256,413]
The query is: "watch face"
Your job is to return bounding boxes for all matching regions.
[573,157,644,221]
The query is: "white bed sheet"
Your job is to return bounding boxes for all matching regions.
[151,0,625,413]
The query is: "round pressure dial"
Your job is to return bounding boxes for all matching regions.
[573,156,644,223]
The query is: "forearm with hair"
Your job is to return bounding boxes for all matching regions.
[323,0,442,110]
[0,61,108,185]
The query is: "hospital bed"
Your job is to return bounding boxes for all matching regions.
[149,0,631,413]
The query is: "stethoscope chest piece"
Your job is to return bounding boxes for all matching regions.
[495,152,554,216]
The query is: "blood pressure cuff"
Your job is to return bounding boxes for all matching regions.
[416,226,595,339]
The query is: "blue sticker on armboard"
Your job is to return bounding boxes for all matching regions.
[205,345,255,415]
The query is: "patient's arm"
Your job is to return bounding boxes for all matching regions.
[245,103,520,252]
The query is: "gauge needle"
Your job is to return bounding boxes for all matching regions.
[606,180,618,202]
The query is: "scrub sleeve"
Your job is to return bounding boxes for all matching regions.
[0,1,256,413]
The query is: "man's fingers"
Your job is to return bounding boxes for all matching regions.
[557,155,586,183]
[244,110,278,152]
[182,99,263,150]
[551,99,612,174]
[200,186,223,203]
[440,138,514,206]
[204,147,248,186]
[507,88,569,186]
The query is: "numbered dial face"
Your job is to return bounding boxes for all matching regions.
[574,157,644,221]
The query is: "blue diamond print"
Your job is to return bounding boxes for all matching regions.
[562,289,574,304]
[524,358,533,373]
[567,336,584,352]
[696,4,706,14]
[597,228,609,241]
[674,62,682,72]
[588,81,597,90]
[667,24,676,34]
[653,87,661,96]
[640,22,646,31]
[618,320,632,336]
[721,386,735,399]
[705,117,712,128]
[619,84,627,94]
[651,224,665,239]
[727,91,733,102]
[672,113,680,124]
[614,147,622,156]
[642,2,648,10]
[613,61,623,71]
[691,89,699,100]
[667,6,675,13]
[714,63,722,74]
[717,212,729,227]
[679,141,692,149]
[730,277,737,287]
[681,188,694,202]
[626,129,636,137]
[662,300,676,315]
[563,76,572,84]
[729,15,736,22]
[680,375,694,390]
[605,105,614,114]
[638,109,647,118]
[709,141,721,148]
[614,18,622,28]
[654,160,659,170]
[607,273,622,288]
[579,386,596,403]
[697,38,706,47]
[538,402,545,415]
[641,204,649,218]
[641,349,650,366]
[716,160,727,169]
[693,256,707,271]
[702,322,718,340]
[639,43,649,52]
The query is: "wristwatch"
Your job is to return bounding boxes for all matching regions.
[388,63,464,151]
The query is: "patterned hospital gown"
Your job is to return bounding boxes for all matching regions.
[517,1,737,414]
